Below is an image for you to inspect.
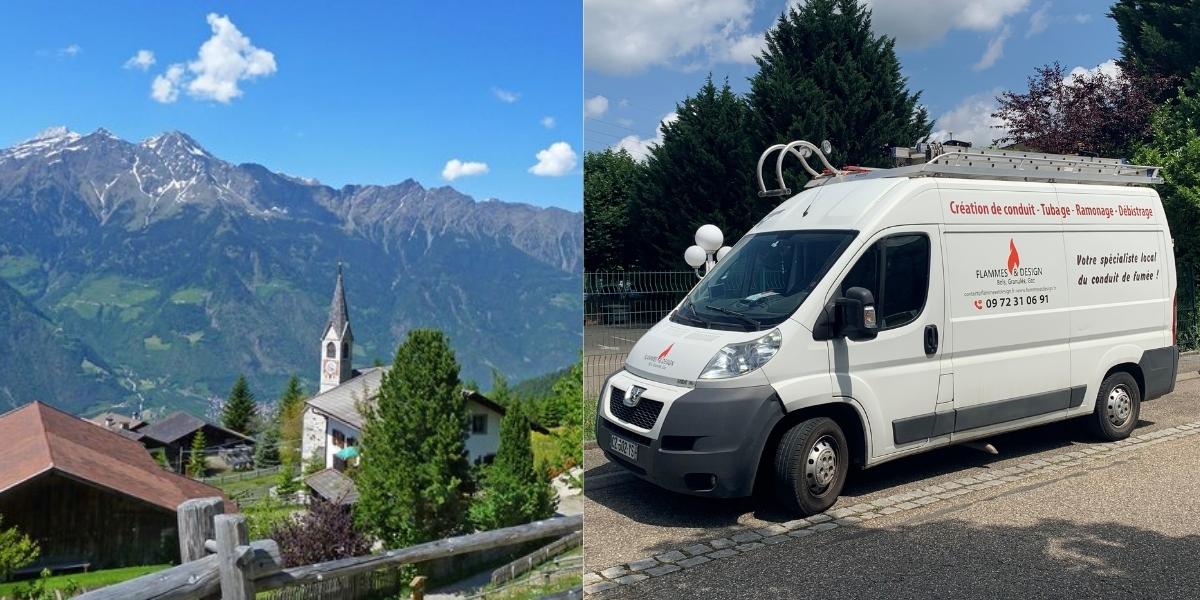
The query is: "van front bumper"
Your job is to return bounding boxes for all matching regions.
[595,375,785,498]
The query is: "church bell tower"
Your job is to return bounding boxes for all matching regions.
[319,264,354,393]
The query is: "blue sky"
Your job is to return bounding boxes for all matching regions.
[0,2,582,210]
[584,0,1121,158]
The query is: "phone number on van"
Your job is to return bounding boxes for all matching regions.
[974,294,1050,310]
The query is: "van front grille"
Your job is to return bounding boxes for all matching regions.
[608,387,664,430]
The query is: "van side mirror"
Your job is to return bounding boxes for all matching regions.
[836,287,878,341]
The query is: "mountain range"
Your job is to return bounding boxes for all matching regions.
[0,127,581,417]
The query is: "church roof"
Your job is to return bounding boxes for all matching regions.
[0,402,232,512]
[306,367,548,433]
[324,264,351,339]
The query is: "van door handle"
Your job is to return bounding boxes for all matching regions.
[924,324,939,355]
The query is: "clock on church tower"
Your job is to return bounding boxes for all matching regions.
[319,265,354,394]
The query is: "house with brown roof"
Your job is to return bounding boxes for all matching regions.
[0,402,233,571]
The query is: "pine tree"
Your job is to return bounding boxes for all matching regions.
[470,402,556,530]
[552,360,583,469]
[187,430,207,478]
[256,426,280,467]
[353,329,473,547]
[630,76,761,270]
[222,375,257,435]
[276,376,306,468]
[748,0,930,186]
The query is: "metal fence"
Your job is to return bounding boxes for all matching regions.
[1178,263,1198,352]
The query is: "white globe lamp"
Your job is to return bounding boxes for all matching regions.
[716,246,732,262]
[684,245,707,269]
[695,224,723,253]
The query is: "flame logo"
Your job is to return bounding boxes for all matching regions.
[658,343,674,360]
[1007,239,1020,273]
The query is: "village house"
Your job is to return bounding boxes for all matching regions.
[139,411,256,473]
[300,267,541,473]
[0,402,232,571]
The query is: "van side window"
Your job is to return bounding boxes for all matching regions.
[841,234,930,330]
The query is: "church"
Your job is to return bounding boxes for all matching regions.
[300,267,530,473]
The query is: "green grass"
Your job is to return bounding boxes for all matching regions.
[252,279,294,300]
[532,427,579,479]
[0,254,39,279]
[480,550,582,600]
[212,471,283,497]
[0,564,169,597]
[143,335,171,351]
[169,287,208,304]
[57,275,159,319]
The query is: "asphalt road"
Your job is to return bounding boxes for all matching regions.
[584,373,1200,599]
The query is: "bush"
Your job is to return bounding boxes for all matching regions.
[271,498,371,567]
[0,516,38,582]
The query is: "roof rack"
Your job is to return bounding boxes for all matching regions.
[756,140,1163,196]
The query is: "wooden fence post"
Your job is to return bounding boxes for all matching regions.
[410,575,427,600]
[214,514,255,600]
[178,497,224,563]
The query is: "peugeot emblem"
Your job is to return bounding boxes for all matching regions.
[623,386,646,408]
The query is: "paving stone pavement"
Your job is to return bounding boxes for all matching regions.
[583,420,1200,596]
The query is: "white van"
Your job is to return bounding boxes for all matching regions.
[595,142,1179,515]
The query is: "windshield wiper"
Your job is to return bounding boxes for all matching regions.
[704,304,761,329]
[683,301,711,328]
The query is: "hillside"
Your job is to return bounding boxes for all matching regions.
[0,127,582,415]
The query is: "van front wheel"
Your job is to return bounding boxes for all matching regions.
[773,417,849,516]
[1087,372,1141,441]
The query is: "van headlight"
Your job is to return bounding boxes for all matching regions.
[699,329,782,379]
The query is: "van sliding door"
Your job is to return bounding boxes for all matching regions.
[943,228,1072,435]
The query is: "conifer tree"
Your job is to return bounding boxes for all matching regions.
[630,76,760,270]
[470,402,556,530]
[748,0,930,185]
[187,430,207,478]
[222,375,257,435]
[354,329,473,547]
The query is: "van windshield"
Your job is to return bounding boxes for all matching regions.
[674,230,856,331]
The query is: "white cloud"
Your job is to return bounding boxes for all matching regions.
[863,0,1028,48]
[1068,59,1121,80]
[151,64,185,103]
[613,112,678,161]
[584,95,610,119]
[441,159,490,181]
[529,142,577,176]
[540,116,557,129]
[1027,3,1050,37]
[150,14,277,104]
[58,44,82,57]
[492,87,520,103]
[972,25,1010,71]
[584,0,758,74]
[124,49,156,70]
[722,32,766,64]
[929,89,1007,148]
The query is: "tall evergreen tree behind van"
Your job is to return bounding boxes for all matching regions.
[749,0,931,187]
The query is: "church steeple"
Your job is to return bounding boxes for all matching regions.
[319,263,354,393]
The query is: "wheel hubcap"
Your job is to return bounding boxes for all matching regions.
[805,435,838,494]
[1107,385,1133,427]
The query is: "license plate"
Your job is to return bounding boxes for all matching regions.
[609,434,639,462]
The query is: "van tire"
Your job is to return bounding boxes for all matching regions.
[1087,372,1141,441]
[773,417,849,516]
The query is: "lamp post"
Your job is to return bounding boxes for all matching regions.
[684,224,733,278]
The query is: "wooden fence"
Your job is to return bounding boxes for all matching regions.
[75,497,582,600]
